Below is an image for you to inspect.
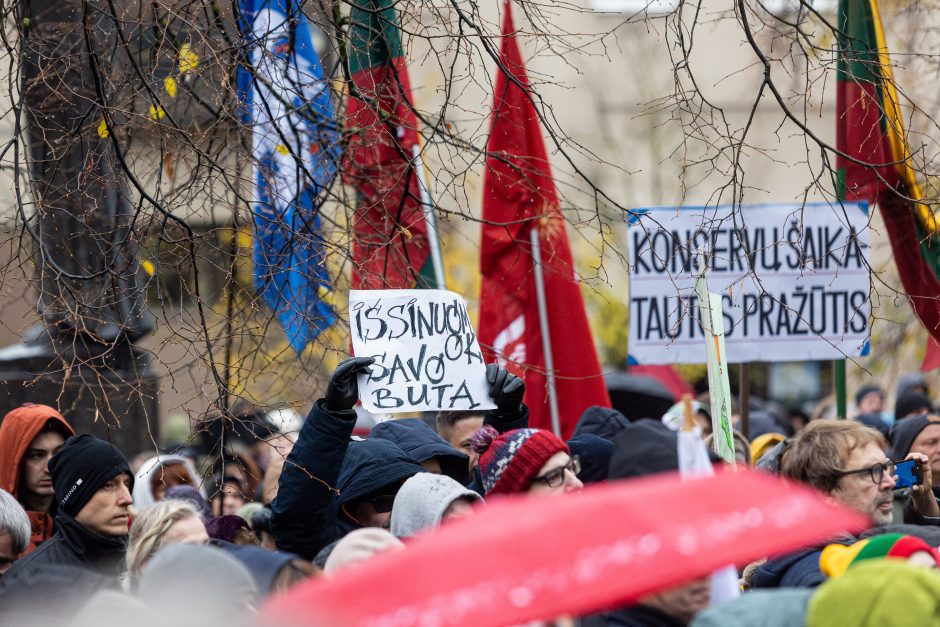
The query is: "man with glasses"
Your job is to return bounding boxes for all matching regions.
[752,420,934,589]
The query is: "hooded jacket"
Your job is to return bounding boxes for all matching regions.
[137,543,256,627]
[271,400,423,560]
[370,418,470,485]
[573,406,630,441]
[390,473,482,538]
[217,542,297,600]
[131,454,206,509]
[888,415,940,527]
[0,404,74,554]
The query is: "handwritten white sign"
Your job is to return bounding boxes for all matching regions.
[349,289,497,413]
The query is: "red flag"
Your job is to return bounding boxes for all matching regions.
[344,0,433,289]
[922,337,940,372]
[479,0,610,439]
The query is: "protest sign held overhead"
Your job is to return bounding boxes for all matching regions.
[694,271,735,464]
[627,202,870,364]
[349,290,497,413]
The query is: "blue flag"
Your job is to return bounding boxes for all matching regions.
[238,0,338,352]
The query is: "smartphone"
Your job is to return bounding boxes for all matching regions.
[894,459,924,489]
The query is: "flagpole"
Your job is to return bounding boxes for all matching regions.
[530,227,562,437]
[412,145,446,290]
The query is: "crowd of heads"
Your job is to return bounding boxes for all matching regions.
[0,366,940,624]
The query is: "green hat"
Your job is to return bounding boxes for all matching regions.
[807,560,940,627]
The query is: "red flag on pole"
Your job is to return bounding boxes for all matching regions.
[478,0,610,439]
[344,0,434,289]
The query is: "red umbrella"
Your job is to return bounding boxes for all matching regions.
[262,470,867,627]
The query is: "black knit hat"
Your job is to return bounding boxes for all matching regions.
[894,393,933,422]
[608,419,681,479]
[890,415,940,459]
[49,434,133,517]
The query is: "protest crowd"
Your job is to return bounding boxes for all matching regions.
[0,358,938,626]
[0,0,934,618]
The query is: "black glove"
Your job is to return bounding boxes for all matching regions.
[325,357,375,412]
[486,363,525,417]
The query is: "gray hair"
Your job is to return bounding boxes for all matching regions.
[0,489,31,556]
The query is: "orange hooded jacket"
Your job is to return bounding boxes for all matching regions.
[0,404,75,555]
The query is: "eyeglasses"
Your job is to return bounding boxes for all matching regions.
[533,456,581,488]
[835,461,896,485]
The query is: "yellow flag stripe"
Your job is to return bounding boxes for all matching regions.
[869,0,938,235]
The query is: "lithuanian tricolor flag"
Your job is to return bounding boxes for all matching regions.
[344,0,433,289]
[837,0,940,343]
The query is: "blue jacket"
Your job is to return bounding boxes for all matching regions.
[271,400,423,560]
[750,548,827,588]
[370,418,469,485]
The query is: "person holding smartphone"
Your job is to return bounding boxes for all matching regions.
[752,420,937,588]
[889,414,940,526]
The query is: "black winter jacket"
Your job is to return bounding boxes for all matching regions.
[3,512,126,581]
[271,400,423,560]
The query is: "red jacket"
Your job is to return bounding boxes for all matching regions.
[0,404,74,555]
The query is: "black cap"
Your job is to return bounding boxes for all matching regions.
[890,414,940,459]
[49,434,132,517]
[608,419,681,479]
[894,392,933,421]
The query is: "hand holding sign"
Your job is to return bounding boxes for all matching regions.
[486,364,525,417]
[325,357,375,411]
[349,289,498,414]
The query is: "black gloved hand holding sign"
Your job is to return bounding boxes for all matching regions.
[486,363,525,417]
[325,357,375,412]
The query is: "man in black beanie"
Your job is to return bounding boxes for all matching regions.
[889,414,940,527]
[3,434,133,581]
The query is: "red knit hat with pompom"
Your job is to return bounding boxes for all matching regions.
[471,426,569,496]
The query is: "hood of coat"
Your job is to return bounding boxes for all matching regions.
[390,473,482,538]
[0,404,74,499]
[573,406,630,441]
[132,454,206,509]
[335,439,424,513]
[218,542,298,599]
[369,418,469,485]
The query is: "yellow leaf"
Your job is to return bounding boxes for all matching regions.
[97,119,109,138]
[148,105,166,120]
[236,227,253,249]
[179,43,198,74]
[275,144,289,155]
[318,285,336,307]
[164,76,177,98]
[140,259,155,276]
